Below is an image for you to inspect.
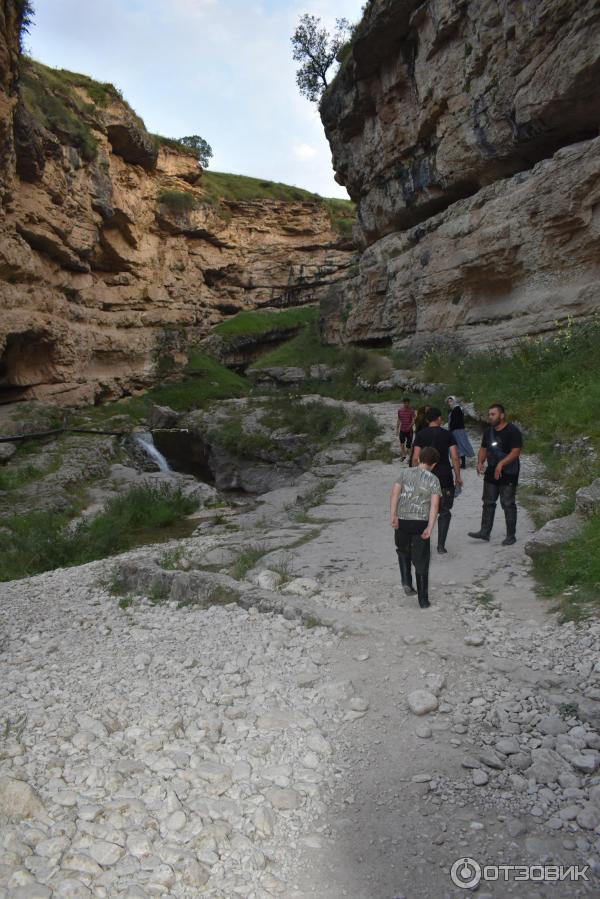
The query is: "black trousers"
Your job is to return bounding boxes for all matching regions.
[394,520,430,575]
[482,480,518,535]
[399,430,413,448]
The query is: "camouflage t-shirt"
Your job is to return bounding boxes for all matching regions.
[395,467,441,521]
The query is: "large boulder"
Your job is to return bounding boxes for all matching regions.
[106,121,157,170]
[575,478,600,517]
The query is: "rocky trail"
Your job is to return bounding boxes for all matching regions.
[1,402,599,898]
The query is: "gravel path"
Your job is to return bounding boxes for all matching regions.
[1,402,599,898]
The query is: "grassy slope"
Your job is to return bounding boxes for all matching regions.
[214,306,318,342]
[423,319,600,620]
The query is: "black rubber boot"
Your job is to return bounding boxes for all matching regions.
[468,503,495,541]
[502,505,517,545]
[416,572,430,608]
[398,557,416,595]
[437,515,451,554]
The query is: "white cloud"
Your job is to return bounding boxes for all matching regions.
[293,143,318,162]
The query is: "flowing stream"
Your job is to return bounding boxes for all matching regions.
[134,431,171,472]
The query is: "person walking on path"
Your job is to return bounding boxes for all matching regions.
[396,398,416,461]
[412,407,463,554]
[446,395,474,469]
[468,403,523,546]
[390,446,441,609]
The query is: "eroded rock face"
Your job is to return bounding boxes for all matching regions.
[320,0,600,347]
[0,11,352,406]
[322,136,600,347]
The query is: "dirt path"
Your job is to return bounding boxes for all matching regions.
[281,404,599,899]
[0,401,598,898]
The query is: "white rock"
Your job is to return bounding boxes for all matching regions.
[126,832,153,858]
[349,696,369,712]
[165,810,187,832]
[254,804,275,837]
[87,840,123,866]
[263,787,301,810]
[257,570,283,591]
[282,577,319,597]
[464,633,485,647]
[306,732,332,756]
[407,690,439,716]
[53,880,92,898]
[191,760,232,784]
[415,724,432,739]
[0,777,46,821]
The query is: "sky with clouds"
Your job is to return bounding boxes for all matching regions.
[26,0,365,198]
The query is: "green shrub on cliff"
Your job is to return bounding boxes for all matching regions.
[20,59,98,160]
[157,188,197,214]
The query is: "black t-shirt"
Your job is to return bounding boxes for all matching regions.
[414,426,457,489]
[481,423,523,484]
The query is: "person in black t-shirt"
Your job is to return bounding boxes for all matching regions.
[468,403,523,546]
[412,407,463,554]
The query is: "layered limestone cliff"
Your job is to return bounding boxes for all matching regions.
[320,0,600,347]
[0,4,352,405]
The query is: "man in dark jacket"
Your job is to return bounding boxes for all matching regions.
[468,403,523,546]
[412,407,463,554]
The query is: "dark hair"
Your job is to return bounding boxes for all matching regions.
[420,447,440,466]
[402,397,410,403]
[425,407,442,422]
[489,403,505,414]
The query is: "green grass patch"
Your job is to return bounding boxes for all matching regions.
[230,543,269,581]
[533,511,600,621]
[323,198,355,238]
[0,462,44,491]
[205,414,285,460]
[157,188,197,214]
[260,395,381,449]
[151,134,198,157]
[20,59,99,160]
[214,306,317,343]
[202,171,317,204]
[0,484,198,582]
[177,583,240,609]
[251,318,341,370]
[159,546,186,570]
[423,319,600,458]
[303,614,324,629]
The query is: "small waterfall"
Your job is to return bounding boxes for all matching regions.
[135,431,171,472]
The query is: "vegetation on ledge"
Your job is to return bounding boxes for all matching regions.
[213,306,318,343]
[0,484,198,582]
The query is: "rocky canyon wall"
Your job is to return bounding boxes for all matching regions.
[320,0,600,348]
[0,1,352,406]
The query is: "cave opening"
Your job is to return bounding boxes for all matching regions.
[0,331,57,405]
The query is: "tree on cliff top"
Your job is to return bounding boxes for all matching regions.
[178,135,213,168]
[17,0,35,52]
[291,14,351,103]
